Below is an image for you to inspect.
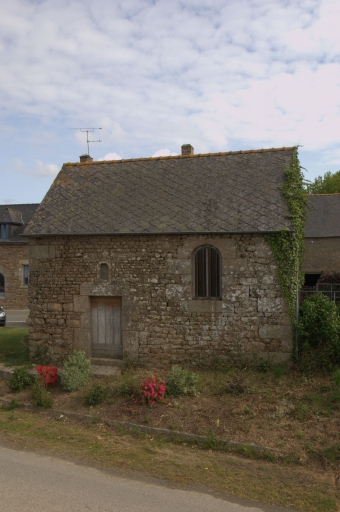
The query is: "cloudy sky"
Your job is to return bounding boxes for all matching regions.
[0,0,339,204]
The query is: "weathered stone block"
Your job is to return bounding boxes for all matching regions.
[258,297,285,313]
[259,325,292,340]
[47,303,62,312]
[165,284,187,301]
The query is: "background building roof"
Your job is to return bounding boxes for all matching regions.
[25,148,294,236]
[305,194,340,238]
[0,203,39,242]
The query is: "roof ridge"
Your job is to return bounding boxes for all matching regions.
[0,203,40,207]
[63,146,296,167]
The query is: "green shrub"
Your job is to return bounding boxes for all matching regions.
[165,365,199,397]
[84,383,107,406]
[60,351,92,391]
[1,400,20,411]
[272,365,287,379]
[31,341,52,365]
[31,378,53,408]
[116,376,139,397]
[323,442,340,462]
[256,360,271,373]
[7,367,34,391]
[297,294,340,371]
[334,368,340,389]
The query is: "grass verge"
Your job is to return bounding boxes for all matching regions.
[0,408,338,512]
[0,327,29,366]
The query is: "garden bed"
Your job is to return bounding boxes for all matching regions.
[1,363,340,472]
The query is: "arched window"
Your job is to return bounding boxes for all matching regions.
[100,263,109,281]
[194,246,221,299]
[0,273,4,296]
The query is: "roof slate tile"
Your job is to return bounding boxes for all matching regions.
[24,148,294,236]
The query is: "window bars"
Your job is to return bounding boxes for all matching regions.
[194,246,221,299]
[300,283,340,304]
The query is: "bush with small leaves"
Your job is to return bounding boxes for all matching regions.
[60,351,92,392]
[165,365,199,397]
[31,378,53,408]
[298,294,340,371]
[8,367,34,392]
[84,383,107,406]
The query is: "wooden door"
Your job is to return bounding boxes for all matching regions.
[91,296,122,359]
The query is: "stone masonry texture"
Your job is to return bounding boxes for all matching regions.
[28,234,292,368]
[0,244,29,309]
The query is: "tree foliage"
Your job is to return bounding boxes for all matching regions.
[305,170,340,194]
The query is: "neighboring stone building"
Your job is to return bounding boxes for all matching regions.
[0,204,39,309]
[302,194,340,299]
[25,146,297,367]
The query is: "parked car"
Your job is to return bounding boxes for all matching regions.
[0,307,6,327]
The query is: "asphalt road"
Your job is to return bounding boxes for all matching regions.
[0,446,295,512]
[2,309,29,328]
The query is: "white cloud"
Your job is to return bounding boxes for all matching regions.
[0,0,340,200]
[99,153,122,161]
[151,149,178,157]
[319,147,340,167]
[11,159,59,177]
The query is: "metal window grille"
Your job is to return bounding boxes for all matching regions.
[300,283,340,304]
[22,265,29,286]
[100,263,109,280]
[194,246,221,299]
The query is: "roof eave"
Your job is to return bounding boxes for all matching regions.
[24,229,294,237]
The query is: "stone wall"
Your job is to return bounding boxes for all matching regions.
[303,238,340,273]
[28,234,292,367]
[0,243,29,310]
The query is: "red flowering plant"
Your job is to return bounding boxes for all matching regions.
[36,366,58,389]
[139,377,166,406]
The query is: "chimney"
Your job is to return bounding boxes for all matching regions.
[181,144,194,156]
[79,154,93,163]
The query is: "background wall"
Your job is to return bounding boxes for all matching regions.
[0,244,29,309]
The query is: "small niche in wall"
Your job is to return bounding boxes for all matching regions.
[100,263,109,281]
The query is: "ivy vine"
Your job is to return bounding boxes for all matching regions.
[264,147,308,323]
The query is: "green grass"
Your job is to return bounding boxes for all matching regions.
[0,410,338,512]
[0,327,29,366]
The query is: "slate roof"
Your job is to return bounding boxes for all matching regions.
[0,203,39,242]
[305,194,340,237]
[24,148,295,236]
[0,208,23,224]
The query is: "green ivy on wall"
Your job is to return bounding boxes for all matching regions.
[264,147,308,323]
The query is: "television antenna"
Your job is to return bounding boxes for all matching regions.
[70,128,102,155]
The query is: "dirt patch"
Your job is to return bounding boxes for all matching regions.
[1,366,340,473]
